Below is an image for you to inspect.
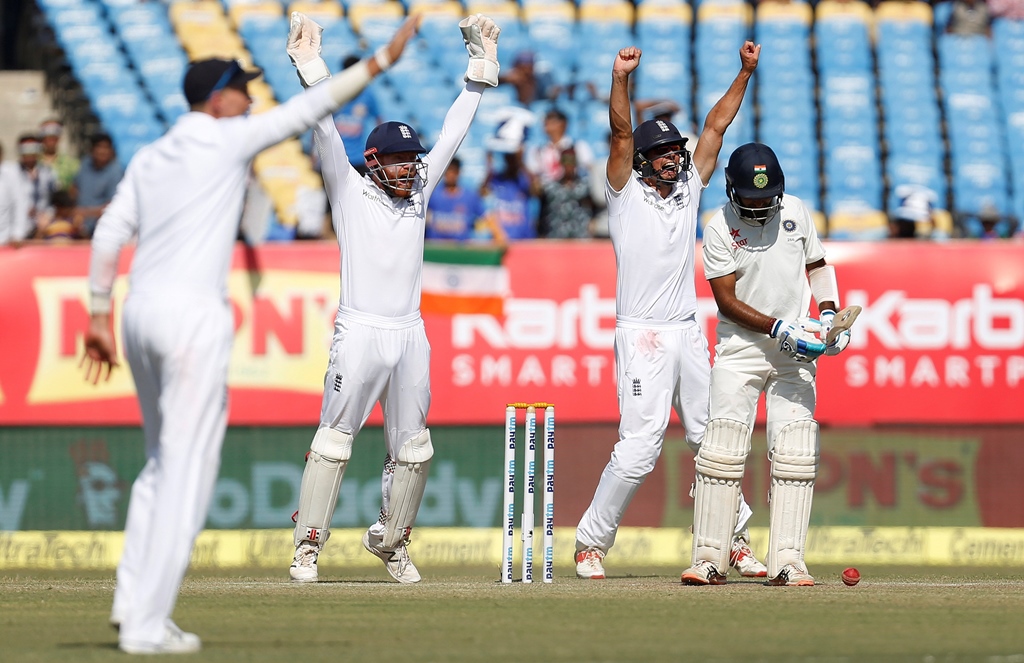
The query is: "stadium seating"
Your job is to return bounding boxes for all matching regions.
[28,0,1024,239]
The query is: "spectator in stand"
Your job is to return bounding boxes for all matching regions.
[480,114,539,244]
[425,157,489,241]
[37,189,81,242]
[498,51,559,106]
[39,119,79,192]
[960,203,1017,239]
[890,183,938,238]
[947,0,992,35]
[74,133,124,239]
[538,147,593,239]
[526,108,595,185]
[0,141,29,245]
[15,134,56,238]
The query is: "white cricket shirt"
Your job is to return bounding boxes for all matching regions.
[314,82,484,322]
[702,193,826,340]
[90,84,343,304]
[607,163,706,324]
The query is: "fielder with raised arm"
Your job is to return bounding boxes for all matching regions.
[285,12,499,584]
[574,43,765,580]
[681,142,854,586]
[80,20,418,654]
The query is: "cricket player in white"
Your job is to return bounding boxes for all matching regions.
[574,43,763,580]
[286,13,500,583]
[681,142,851,586]
[81,19,419,653]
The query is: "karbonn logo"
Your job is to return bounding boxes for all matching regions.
[847,285,1024,350]
[453,285,615,349]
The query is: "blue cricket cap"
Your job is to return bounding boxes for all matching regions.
[363,122,426,158]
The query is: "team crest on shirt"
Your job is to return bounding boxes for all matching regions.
[782,218,797,233]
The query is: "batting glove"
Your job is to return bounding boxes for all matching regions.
[770,318,826,363]
[460,14,500,87]
[819,309,851,356]
[287,12,331,87]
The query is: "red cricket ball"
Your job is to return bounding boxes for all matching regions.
[842,567,861,586]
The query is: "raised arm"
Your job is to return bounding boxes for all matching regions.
[607,47,641,192]
[691,41,759,186]
[235,13,421,159]
[423,14,500,198]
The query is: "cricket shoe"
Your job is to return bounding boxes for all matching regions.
[680,560,727,585]
[575,548,606,579]
[289,541,321,583]
[766,563,815,587]
[730,539,768,578]
[362,529,421,583]
[119,621,201,655]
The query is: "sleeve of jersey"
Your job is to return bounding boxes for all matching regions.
[605,173,634,212]
[423,82,485,200]
[88,164,141,314]
[701,222,736,280]
[311,113,354,205]
[801,200,826,263]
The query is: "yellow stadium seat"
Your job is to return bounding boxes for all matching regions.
[815,0,873,24]
[522,2,576,23]
[696,2,752,25]
[637,1,691,26]
[826,210,888,239]
[875,0,932,24]
[229,2,284,28]
[924,209,954,237]
[412,1,462,21]
[756,1,812,25]
[579,2,634,24]
[347,2,404,32]
[465,1,520,23]
[288,1,344,23]
[169,1,226,27]
[811,210,827,238]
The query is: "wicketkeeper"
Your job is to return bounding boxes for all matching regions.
[285,11,499,583]
[681,142,854,586]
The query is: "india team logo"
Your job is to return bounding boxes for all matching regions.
[783,219,797,232]
[753,164,768,189]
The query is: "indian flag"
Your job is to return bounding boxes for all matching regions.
[421,244,509,316]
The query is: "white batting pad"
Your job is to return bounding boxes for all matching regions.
[293,427,353,547]
[766,419,819,577]
[382,429,434,548]
[691,419,750,573]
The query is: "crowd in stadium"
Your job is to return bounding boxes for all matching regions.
[1,0,1023,244]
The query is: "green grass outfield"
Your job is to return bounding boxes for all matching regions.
[3,566,1024,662]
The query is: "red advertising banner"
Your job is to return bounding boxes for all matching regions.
[1,241,1021,425]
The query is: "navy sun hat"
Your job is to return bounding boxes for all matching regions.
[363,122,426,158]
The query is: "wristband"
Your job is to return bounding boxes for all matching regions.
[374,46,393,72]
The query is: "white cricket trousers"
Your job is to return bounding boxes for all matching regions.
[576,320,710,552]
[318,308,431,517]
[710,334,817,449]
[114,291,232,648]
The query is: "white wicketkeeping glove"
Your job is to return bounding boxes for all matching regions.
[820,310,851,356]
[287,11,331,87]
[770,318,826,363]
[460,14,500,87]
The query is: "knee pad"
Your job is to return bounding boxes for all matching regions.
[382,429,433,548]
[767,419,818,577]
[293,427,353,547]
[692,419,750,573]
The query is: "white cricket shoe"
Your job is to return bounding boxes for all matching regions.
[730,538,768,578]
[289,541,321,583]
[362,529,421,583]
[680,560,727,586]
[767,563,815,587]
[575,548,606,579]
[119,621,201,655]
